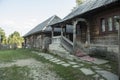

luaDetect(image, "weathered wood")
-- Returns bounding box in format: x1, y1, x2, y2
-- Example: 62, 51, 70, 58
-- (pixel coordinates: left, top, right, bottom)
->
61, 25, 64, 37
114, 15, 120, 78
52, 27, 54, 38
73, 20, 77, 51
118, 19, 120, 79
64, 26, 67, 37
117, 16, 120, 78
76, 18, 86, 22
87, 22, 90, 46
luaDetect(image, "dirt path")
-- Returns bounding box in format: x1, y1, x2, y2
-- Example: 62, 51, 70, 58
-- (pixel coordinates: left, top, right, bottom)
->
0, 58, 62, 80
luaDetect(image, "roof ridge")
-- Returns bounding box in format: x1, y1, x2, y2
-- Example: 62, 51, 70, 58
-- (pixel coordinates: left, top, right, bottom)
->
63, 0, 117, 21
42, 15, 56, 31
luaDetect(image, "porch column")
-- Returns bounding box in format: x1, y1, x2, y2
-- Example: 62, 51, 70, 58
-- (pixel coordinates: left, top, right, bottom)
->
73, 20, 78, 51
64, 26, 67, 37
61, 25, 64, 37
114, 16, 120, 77
87, 22, 90, 47
119, 17, 120, 78
52, 27, 54, 38
117, 16, 120, 77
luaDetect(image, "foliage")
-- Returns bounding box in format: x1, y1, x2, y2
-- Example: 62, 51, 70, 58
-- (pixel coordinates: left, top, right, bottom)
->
76, 0, 83, 6
0, 28, 24, 47
8, 31, 24, 47
0, 27, 7, 44
72, 0, 84, 11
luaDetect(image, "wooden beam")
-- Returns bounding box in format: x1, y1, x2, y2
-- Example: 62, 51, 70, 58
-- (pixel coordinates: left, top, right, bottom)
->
61, 25, 64, 37
117, 16, 120, 77
114, 16, 120, 77
87, 22, 90, 48
73, 20, 78, 51
77, 18, 87, 22
64, 26, 67, 37
52, 27, 54, 38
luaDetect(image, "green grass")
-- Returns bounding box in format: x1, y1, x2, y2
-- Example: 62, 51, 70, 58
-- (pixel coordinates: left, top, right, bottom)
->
0, 49, 34, 62
40, 50, 118, 79
99, 61, 118, 75
50, 64, 93, 80
0, 49, 118, 80
0, 65, 30, 80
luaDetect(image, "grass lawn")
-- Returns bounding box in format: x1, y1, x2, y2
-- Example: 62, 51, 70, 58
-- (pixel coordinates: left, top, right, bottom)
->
0, 49, 32, 62
0, 65, 30, 80
0, 49, 118, 80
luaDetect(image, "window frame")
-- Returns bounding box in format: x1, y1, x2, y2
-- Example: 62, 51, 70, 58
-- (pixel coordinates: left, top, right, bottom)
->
100, 18, 106, 32
100, 16, 119, 35
107, 17, 113, 31
114, 16, 119, 31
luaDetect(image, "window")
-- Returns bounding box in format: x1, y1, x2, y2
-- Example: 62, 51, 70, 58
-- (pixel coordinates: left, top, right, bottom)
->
101, 18, 106, 32
100, 16, 119, 33
114, 17, 119, 30
114, 20, 119, 30
108, 17, 113, 31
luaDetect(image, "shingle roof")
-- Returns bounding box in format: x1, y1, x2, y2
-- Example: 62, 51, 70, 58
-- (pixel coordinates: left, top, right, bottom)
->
24, 15, 61, 37
63, 0, 118, 21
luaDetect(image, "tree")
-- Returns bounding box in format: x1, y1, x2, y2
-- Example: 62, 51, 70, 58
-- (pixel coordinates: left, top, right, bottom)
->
76, 0, 83, 6
72, 0, 84, 11
0, 27, 7, 44
8, 31, 24, 48
2, 36, 8, 44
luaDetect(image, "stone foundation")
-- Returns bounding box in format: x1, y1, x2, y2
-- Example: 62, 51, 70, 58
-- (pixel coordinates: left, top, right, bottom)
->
89, 44, 118, 61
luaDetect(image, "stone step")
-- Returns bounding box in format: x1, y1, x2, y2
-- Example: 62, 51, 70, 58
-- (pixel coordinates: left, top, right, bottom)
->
80, 68, 95, 75
96, 70, 119, 80
49, 44, 68, 53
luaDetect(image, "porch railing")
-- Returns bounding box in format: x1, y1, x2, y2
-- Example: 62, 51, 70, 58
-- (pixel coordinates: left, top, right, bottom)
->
52, 36, 61, 43
61, 36, 73, 53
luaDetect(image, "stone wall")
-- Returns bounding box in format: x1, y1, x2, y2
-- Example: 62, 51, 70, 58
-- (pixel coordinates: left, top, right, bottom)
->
90, 44, 118, 61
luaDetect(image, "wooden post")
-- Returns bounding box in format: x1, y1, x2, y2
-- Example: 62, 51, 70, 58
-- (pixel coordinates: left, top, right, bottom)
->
114, 16, 120, 77
86, 22, 90, 54
52, 27, 54, 38
61, 25, 64, 37
118, 16, 120, 80
73, 20, 78, 51
86, 23, 90, 43
65, 26, 67, 37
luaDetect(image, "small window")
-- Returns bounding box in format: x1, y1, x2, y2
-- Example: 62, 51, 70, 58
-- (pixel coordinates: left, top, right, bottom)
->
108, 17, 113, 31
101, 18, 106, 32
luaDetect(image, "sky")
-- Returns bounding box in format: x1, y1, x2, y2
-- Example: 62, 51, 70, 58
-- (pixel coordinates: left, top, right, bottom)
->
0, 0, 76, 37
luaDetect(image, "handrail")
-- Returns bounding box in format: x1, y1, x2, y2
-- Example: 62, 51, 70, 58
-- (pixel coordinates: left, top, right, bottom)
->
52, 36, 61, 39
52, 36, 61, 43
62, 36, 73, 46
61, 36, 73, 53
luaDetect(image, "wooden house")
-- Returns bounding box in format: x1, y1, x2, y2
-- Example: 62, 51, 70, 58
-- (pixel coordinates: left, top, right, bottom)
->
23, 15, 62, 49
51, 0, 120, 60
